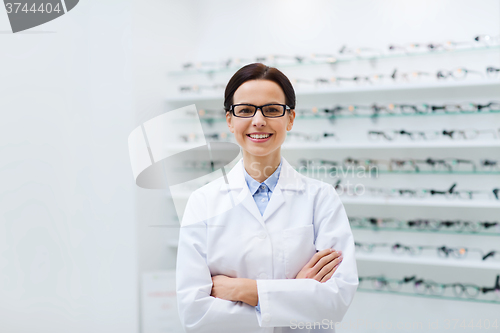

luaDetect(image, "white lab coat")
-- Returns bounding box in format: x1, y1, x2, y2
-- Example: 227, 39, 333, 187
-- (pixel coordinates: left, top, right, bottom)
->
176, 156, 358, 333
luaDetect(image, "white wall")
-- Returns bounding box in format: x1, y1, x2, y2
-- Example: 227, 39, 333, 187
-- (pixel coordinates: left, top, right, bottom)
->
132, 0, 198, 272
0, 1, 137, 332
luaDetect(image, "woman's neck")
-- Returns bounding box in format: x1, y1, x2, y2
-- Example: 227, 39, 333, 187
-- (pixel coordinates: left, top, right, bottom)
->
242, 149, 282, 183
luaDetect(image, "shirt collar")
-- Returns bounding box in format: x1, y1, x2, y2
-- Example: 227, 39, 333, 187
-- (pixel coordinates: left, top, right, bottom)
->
243, 157, 283, 195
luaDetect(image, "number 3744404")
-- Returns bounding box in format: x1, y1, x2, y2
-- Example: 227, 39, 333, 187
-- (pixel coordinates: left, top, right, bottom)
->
5, 2, 63, 14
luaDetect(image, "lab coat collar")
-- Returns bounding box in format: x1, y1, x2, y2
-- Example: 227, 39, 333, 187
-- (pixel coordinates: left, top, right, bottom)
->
219, 156, 304, 192
219, 156, 305, 224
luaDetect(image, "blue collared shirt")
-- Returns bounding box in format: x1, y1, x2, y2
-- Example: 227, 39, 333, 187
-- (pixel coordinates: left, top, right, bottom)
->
243, 157, 282, 312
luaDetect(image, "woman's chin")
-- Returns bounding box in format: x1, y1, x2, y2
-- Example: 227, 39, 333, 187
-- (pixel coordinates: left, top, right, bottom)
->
241, 145, 281, 158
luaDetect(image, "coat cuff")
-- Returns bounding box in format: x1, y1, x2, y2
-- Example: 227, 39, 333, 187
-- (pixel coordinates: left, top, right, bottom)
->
255, 279, 272, 327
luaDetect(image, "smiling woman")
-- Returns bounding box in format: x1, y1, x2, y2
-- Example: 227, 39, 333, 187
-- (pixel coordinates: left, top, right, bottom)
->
175, 63, 358, 333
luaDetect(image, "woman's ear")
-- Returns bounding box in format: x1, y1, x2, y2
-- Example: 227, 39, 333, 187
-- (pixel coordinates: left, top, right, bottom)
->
226, 111, 234, 133
286, 109, 296, 131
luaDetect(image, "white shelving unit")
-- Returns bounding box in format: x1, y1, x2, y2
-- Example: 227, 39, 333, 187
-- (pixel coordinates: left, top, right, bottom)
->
340, 197, 500, 208
355, 253, 500, 269
167, 79, 500, 102
161, 140, 500, 151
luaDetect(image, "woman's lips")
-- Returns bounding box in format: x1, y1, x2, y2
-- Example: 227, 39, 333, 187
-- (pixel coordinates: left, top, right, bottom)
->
246, 133, 273, 143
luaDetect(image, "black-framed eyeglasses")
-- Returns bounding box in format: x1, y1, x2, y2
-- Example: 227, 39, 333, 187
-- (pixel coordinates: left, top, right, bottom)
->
486, 66, 500, 78
436, 67, 484, 80
229, 103, 290, 118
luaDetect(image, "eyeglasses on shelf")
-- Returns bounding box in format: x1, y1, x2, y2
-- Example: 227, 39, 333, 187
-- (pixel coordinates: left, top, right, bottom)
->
436, 67, 485, 80
285, 131, 339, 142
179, 34, 500, 72
359, 275, 500, 301
486, 66, 500, 78
179, 132, 232, 142
338, 45, 383, 58
179, 83, 226, 93
355, 242, 493, 259
349, 216, 500, 233
428, 101, 500, 113
390, 157, 495, 173
292, 102, 500, 120
441, 128, 499, 140
297, 157, 497, 175
368, 129, 441, 141
182, 159, 227, 170
342, 157, 391, 171
297, 158, 340, 171
368, 128, 500, 141
336, 180, 500, 201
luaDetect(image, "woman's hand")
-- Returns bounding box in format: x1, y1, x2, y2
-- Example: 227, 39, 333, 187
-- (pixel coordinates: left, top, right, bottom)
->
211, 275, 258, 306
295, 248, 343, 282
211, 275, 241, 302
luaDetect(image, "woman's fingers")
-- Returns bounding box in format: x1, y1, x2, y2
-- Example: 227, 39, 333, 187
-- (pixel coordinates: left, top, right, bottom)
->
319, 261, 340, 283
307, 250, 342, 278
296, 248, 343, 280
316, 255, 343, 282
303, 249, 334, 270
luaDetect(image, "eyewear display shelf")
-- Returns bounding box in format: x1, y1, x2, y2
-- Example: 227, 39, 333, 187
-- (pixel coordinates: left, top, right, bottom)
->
165, 46, 500, 312
166, 79, 500, 103
350, 226, 500, 237
168, 45, 500, 76
176, 109, 500, 122
164, 141, 500, 151
356, 288, 500, 305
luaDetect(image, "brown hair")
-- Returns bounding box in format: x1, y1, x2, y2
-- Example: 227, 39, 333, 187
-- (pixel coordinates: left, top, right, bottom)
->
223, 63, 296, 113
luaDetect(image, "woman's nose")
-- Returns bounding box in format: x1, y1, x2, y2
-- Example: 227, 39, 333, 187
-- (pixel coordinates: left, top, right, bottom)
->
252, 109, 267, 126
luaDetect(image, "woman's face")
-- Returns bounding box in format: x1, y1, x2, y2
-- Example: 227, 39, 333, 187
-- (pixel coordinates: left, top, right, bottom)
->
226, 79, 295, 158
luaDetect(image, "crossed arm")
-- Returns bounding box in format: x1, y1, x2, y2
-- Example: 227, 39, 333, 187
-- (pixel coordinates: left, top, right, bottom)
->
210, 248, 343, 306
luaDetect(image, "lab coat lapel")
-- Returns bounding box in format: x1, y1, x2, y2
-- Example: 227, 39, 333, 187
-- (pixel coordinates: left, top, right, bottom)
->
219, 158, 264, 225
262, 157, 305, 222
241, 187, 265, 225
262, 185, 284, 222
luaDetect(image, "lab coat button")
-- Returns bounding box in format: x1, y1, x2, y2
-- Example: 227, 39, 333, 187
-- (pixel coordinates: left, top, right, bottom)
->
263, 313, 271, 322
258, 273, 268, 279
258, 232, 267, 239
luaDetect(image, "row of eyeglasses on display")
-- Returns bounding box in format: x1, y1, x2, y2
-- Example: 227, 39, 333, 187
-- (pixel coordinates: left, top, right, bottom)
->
354, 242, 499, 261
179, 158, 499, 173
179, 132, 339, 143
291, 67, 500, 85
298, 157, 498, 173
349, 217, 499, 233
188, 101, 500, 119
179, 128, 500, 143
297, 101, 500, 117
293, 128, 500, 141
178, 66, 500, 93
358, 275, 500, 302
332, 181, 499, 201
295, 128, 500, 141
180, 34, 500, 70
